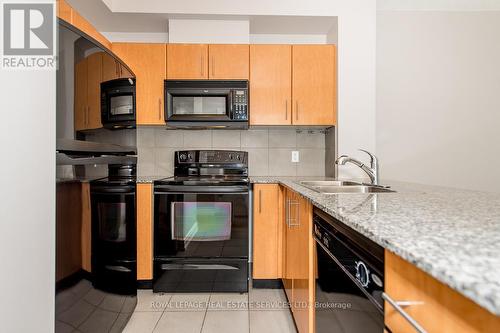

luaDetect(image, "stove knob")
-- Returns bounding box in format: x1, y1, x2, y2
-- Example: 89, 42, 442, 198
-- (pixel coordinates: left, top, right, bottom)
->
236, 154, 240, 160
180, 153, 187, 161
229, 153, 233, 160
187, 153, 192, 160
355, 261, 370, 288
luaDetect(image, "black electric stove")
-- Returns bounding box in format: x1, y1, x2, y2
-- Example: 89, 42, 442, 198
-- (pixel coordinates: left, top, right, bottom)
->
153, 150, 249, 293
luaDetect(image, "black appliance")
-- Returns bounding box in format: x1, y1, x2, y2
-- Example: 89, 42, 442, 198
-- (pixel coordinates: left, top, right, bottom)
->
313, 208, 385, 333
153, 150, 249, 293
90, 164, 137, 295
164, 80, 249, 129
101, 78, 136, 129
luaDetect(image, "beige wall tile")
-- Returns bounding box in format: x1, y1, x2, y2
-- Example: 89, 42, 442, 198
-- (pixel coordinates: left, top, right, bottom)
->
268, 149, 296, 176
297, 130, 325, 148
137, 127, 155, 147
183, 130, 212, 147
268, 129, 296, 148
137, 147, 155, 176
155, 129, 183, 147
155, 148, 178, 176
212, 130, 241, 148
297, 149, 326, 176
246, 148, 269, 176
241, 129, 268, 148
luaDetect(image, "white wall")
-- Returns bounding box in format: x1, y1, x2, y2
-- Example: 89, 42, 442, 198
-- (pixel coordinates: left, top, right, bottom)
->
376, 10, 500, 192
0, 32, 56, 333
168, 19, 250, 43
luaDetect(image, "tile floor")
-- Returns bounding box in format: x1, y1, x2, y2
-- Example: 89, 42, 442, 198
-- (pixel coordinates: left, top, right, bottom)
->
55, 279, 137, 333
123, 287, 297, 333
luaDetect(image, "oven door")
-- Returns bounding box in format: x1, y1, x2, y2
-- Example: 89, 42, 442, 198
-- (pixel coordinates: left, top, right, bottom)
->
166, 88, 232, 122
90, 185, 136, 260
154, 187, 249, 258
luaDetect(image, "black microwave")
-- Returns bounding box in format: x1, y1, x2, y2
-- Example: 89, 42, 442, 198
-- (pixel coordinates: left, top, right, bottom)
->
164, 80, 248, 129
101, 78, 136, 129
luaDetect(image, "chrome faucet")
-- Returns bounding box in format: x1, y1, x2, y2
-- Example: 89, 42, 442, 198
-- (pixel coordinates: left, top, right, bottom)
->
336, 149, 379, 185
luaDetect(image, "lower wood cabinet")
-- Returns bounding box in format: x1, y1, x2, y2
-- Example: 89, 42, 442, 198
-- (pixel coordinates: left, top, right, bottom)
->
385, 250, 500, 333
137, 183, 153, 280
81, 182, 91, 272
252, 184, 283, 279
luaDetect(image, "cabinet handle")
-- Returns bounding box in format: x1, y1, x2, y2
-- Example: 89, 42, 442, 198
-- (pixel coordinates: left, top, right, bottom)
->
258, 190, 262, 214
211, 56, 215, 77
382, 293, 426, 333
158, 98, 162, 120
200, 54, 203, 77
285, 100, 288, 120
285, 199, 289, 227
86, 106, 89, 126
295, 101, 299, 121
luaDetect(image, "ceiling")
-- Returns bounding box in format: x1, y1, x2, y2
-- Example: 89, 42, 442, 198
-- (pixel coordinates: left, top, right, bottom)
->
67, 0, 337, 35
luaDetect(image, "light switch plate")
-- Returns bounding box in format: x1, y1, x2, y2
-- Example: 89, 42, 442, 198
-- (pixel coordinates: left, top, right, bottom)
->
292, 151, 299, 163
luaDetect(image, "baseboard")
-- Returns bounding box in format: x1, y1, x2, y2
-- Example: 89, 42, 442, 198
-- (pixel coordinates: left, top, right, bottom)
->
137, 279, 153, 289
251, 279, 283, 289
56, 269, 91, 292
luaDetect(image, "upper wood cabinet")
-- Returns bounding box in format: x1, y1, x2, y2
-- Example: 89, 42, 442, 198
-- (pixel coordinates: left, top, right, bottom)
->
113, 43, 166, 125
167, 44, 208, 79
74, 52, 102, 131
292, 45, 336, 126
250, 45, 292, 125
253, 184, 283, 279
209, 44, 249, 79
102, 53, 131, 82
385, 250, 500, 333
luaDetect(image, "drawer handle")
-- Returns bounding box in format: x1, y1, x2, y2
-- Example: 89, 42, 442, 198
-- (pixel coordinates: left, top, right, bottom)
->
258, 189, 262, 214
382, 292, 426, 333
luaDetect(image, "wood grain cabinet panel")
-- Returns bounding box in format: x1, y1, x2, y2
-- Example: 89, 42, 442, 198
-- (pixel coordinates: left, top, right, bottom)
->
112, 43, 166, 125
74, 59, 87, 131
292, 45, 336, 126
385, 250, 500, 333
253, 184, 282, 279
208, 44, 249, 79
167, 44, 208, 79
250, 45, 292, 125
81, 182, 91, 272
86, 52, 103, 130
56, 0, 72, 23
137, 183, 153, 280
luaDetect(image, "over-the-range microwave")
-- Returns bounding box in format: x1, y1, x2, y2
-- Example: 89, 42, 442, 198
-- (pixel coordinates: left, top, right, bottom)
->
164, 80, 249, 129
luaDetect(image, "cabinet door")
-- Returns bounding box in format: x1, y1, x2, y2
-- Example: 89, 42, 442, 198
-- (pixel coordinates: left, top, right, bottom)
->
74, 59, 87, 131
292, 45, 336, 125
253, 184, 281, 279
113, 43, 166, 125
167, 44, 208, 79
102, 52, 119, 82
208, 44, 249, 79
137, 183, 153, 280
250, 45, 291, 125
283, 188, 297, 305
81, 182, 91, 272
86, 52, 103, 130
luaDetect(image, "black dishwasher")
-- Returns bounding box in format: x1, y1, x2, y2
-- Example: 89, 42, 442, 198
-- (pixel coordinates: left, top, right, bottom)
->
313, 207, 385, 333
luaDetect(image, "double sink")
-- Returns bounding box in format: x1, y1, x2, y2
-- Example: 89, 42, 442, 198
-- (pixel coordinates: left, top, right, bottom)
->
299, 180, 395, 194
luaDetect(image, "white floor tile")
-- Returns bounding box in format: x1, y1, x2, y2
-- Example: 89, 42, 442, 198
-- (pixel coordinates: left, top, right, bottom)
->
166, 293, 210, 311
249, 288, 289, 311
249, 310, 296, 333
122, 311, 162, 333
135, 290, 172, 312
201, 310, 249, 333
153, 311, 206, 333
208, 293, 248, 311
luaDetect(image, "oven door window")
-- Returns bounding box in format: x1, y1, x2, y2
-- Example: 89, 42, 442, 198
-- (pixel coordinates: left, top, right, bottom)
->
110, 94, 134, 115
172, 96, 226, 115
97, 202, 127, 242
171, 202, 231, 241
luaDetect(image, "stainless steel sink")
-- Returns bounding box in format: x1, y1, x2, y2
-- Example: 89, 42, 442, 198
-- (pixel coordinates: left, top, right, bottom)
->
300, 180, 361, 187
299, 180, 395, 194
312, 185, 395, 194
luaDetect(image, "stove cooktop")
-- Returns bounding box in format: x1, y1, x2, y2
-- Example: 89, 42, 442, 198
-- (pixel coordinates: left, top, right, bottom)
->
155, 176, 249, 187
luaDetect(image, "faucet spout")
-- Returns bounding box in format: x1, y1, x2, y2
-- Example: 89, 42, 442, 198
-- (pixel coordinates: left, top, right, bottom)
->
335, 150, 379, 185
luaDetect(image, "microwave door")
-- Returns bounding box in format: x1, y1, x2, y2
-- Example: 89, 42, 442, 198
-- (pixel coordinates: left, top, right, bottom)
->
167, 89, 232, 122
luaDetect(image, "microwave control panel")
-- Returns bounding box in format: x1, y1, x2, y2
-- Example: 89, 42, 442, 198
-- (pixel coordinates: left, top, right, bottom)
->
231, 89, 248, 121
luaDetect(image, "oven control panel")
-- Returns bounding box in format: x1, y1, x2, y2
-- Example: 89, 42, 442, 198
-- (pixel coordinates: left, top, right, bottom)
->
176, 150, 248, 165
231, 89, 248, 121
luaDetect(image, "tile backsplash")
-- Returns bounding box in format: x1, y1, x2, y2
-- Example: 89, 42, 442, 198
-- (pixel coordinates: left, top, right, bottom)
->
137, 127, 332, 177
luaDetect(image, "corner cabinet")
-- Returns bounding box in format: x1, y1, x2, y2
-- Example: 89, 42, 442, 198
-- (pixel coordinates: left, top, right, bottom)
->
74, 52, 102, 131
292, 45, 336, 126
112, 43, 166, 125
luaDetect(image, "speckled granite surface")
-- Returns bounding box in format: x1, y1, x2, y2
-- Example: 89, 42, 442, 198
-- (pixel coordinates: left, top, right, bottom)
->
136, 175, 170, 183
251, 177, 500, 316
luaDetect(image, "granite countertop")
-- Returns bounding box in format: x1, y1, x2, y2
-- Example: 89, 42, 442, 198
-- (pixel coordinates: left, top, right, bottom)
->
136, 175, 171, 183
251, 176, 500, 316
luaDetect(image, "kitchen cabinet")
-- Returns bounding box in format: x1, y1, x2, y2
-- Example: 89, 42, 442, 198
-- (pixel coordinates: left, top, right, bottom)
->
167, 44, 208, 79
102, 52, 131, 82
137, 183, 153, 280
74, 52, 102, 131
112, 43, 166, 125
81, 182, 91, 272
250, 45, 292, 125
283, 187, 313, 333
385, 250, 500, 333
208, 44, 249, 79
292, 45, 336, 126
252, 184, 283, 279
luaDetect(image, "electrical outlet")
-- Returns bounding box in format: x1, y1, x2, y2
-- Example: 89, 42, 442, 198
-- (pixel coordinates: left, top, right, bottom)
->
292, 151, 300, 163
